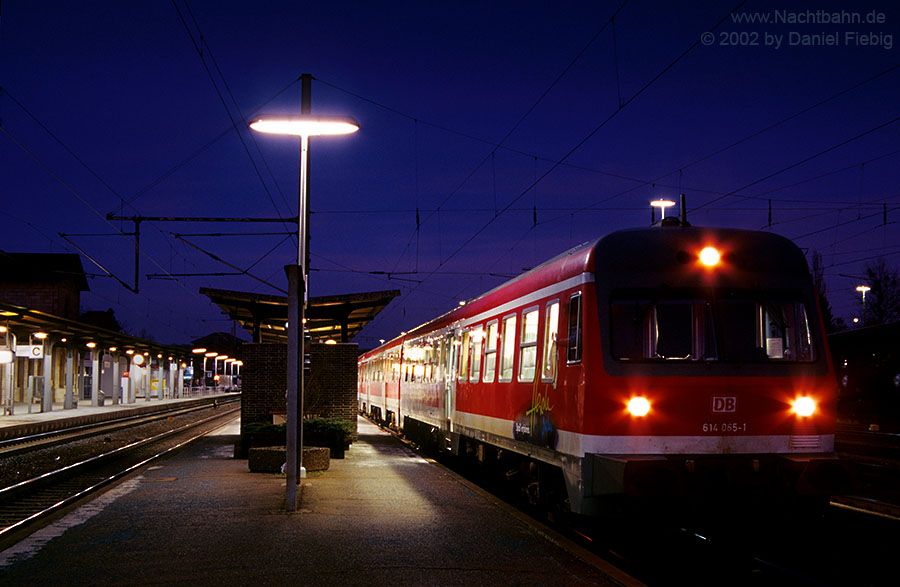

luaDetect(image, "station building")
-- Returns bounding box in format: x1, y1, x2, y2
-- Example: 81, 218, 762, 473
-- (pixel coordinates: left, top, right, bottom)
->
0, 253, 208, 415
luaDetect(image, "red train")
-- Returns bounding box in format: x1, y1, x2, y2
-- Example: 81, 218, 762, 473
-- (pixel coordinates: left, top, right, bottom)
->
358, 223, 850, 515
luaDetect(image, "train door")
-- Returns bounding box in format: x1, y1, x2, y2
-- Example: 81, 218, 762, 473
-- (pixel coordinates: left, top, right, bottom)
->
444, 331, 458, 432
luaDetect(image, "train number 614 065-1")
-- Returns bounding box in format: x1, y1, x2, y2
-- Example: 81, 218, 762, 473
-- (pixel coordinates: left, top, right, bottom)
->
702, 422, 748, 433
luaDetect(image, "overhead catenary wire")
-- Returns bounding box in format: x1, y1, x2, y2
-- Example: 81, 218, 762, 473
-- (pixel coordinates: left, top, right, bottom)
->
366, 1, 750, 335
170, 0, 295, 242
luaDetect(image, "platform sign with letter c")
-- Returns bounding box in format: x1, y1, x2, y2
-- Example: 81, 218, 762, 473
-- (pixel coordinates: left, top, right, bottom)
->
15, 345, 44, 359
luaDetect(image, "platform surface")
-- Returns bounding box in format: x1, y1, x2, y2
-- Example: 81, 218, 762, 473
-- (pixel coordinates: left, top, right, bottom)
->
0, 416, 630, 586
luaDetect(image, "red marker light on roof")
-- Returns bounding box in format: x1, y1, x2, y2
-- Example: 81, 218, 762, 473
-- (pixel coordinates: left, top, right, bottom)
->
699, 247, 721, 267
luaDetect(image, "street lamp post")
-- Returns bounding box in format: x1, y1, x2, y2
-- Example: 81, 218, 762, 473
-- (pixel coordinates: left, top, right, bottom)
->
650, 199, 676, 222
203, 352, 217, 392
250, 73, 358, 511
856, 285, 871, 325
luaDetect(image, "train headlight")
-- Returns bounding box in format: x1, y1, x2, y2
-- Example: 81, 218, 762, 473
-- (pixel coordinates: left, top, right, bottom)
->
792, 396, 816, 417
699, 246, 721, 267
627, 396, 651, 417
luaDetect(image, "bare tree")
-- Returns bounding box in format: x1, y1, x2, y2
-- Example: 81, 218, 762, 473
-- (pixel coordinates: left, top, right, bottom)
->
862, 257, 900, 326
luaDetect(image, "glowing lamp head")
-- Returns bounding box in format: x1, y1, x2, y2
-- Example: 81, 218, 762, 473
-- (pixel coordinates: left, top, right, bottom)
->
627, 396, 651, 417
699, 247, 721, 267
650, 199, 676, 220
133, 354, 145, 366
249, 115, 359, 137
792, 396, 816, 417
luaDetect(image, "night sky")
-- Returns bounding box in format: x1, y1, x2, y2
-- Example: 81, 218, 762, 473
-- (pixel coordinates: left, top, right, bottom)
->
1, 1, 898, 348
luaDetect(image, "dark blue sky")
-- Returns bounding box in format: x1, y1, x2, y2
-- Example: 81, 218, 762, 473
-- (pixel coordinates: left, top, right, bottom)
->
1, 1, 898, 346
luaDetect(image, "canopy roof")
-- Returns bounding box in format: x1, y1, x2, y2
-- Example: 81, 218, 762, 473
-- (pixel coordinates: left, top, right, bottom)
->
199, 287, 400, 343
0, 300, 190, 361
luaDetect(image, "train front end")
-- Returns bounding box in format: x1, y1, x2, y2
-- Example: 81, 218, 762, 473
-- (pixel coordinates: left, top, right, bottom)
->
575, 225, 851, 513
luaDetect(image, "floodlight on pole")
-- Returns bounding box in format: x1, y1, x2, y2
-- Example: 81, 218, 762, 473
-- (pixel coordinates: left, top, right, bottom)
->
249, 74, 358, 512
650, 199, 676, 220
856, 284, 871, 302
249, 116, 359, 137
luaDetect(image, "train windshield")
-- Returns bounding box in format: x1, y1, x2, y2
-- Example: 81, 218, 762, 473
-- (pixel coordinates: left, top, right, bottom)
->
611, 291, 816, 362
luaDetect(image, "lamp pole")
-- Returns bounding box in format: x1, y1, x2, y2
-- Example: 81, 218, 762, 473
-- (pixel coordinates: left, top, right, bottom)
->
857, 284, 871, 325
250, 73, 358, 511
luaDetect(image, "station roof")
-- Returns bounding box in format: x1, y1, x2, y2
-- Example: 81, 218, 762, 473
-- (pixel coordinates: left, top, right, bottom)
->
0, 300, 191, 361
199, 287, 401, 343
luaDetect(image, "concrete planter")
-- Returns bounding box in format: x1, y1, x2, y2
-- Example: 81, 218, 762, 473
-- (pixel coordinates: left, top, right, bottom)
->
248, 446, 330, 473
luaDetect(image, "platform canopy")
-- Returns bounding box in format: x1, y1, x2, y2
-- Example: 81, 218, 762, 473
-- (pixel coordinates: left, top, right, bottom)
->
0, 300, 190, 361
199, 287, 400, 343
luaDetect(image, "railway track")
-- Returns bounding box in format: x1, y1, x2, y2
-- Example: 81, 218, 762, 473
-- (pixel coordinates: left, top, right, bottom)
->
0, 403, 239, 543
0, 396, 240, 457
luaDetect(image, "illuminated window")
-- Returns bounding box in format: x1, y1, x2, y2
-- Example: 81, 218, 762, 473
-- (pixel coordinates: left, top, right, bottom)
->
482, 320, 498, 383
499, 314, 517, 382
459, 331, 470, 381
567, 293, 583, 363
518, 308, 539, 382
542, 300, 559, 382
469, 326, 483, 382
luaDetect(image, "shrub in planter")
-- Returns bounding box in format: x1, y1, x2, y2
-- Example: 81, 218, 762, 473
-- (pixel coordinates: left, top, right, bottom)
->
236, 422, 286, 458
304, 417, 353, 458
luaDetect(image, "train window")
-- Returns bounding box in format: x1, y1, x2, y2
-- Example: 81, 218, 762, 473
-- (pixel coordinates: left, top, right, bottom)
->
542, 300, 559, 382
654, 302, 693, 359
439, 339, 447, 382
611, 292, 815, 363
519, 308, 539, 381
500, 314, 517, 382
459, 331, 470, 381
567, 293, 583, 364
483, 320, 499, 382
469, 326, 484, 381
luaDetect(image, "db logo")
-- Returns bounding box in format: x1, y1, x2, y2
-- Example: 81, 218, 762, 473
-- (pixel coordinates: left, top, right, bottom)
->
712, 396, 737, 413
